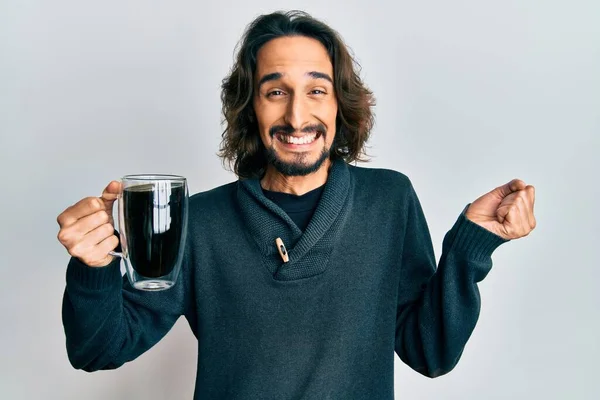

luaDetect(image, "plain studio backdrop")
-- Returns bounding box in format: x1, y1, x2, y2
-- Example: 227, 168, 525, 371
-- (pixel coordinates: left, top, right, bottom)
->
1, 0, 598, 399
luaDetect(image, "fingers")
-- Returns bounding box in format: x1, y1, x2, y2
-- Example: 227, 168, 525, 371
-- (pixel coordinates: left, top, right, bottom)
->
496, 191, 520, 223
57, 210, 112, 247
498, 195, 525, 237
76, 234, 120, 267
101, 180, 122, 202
56, 181, 121, 267
526, 185, 535, 209
525, 185, 536, 229
509, 179, 527, 192
515, 185, 536, 230
497, 186, 536, 237
68, 223, 115, 254
494, 178, 526, 199
57, 181, 120, 229
515, 195, 531, 235
57, 197, 105, 228
67, 225, 119, 267
96, 234, 120, 256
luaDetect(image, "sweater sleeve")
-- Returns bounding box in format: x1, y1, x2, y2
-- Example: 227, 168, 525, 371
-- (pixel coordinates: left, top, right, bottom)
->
394, 181, 509, 378
61, 254, 191, 372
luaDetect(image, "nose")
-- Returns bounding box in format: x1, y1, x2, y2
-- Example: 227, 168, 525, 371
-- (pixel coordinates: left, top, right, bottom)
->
284, 93, 310, 131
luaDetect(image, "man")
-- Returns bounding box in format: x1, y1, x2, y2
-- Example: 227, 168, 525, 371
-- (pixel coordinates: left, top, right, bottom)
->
57, 10, 536, 399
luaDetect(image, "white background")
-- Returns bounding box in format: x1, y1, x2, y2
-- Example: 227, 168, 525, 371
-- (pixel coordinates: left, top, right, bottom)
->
1, 0, 599, 398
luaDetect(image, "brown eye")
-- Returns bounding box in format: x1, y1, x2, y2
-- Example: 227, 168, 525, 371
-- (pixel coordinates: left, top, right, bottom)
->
267, 90, 284, 97
310, 89, 326, 95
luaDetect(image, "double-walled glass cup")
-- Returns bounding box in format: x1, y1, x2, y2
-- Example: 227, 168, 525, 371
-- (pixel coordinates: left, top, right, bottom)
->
109, 174, 188, 291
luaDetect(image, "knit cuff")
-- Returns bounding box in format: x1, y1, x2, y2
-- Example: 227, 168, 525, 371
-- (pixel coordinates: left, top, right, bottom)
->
66, 256, 122, 291
448, 204, 510, 261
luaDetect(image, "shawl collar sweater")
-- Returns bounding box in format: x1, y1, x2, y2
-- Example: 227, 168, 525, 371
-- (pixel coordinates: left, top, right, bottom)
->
237, 159, 352, 281
62, 161, 508, 399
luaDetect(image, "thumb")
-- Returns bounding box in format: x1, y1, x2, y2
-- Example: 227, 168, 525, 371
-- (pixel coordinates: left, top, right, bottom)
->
493, 178, 527, 199
100, 180, 122, 210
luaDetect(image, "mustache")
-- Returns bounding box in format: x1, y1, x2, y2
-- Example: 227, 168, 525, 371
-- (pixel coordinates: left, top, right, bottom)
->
269, 123, 327, 138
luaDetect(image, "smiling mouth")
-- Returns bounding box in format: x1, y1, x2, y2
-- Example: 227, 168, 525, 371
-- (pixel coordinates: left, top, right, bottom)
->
276, 131, 323, 145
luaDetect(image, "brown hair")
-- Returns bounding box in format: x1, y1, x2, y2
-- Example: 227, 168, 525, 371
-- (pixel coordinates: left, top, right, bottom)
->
218, 10, 375, 179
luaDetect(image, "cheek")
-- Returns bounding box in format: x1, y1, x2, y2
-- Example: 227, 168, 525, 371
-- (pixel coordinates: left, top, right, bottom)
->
254, 102, 281, 131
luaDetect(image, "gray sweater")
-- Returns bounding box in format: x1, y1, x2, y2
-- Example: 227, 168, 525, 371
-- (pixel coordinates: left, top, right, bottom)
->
62, 159, 509, 399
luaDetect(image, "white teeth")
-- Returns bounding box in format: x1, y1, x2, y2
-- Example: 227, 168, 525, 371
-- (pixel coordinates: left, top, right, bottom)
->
279, 133, 317, 145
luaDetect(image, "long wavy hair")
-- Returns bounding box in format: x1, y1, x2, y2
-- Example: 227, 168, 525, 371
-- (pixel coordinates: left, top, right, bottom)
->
218, 10, 375, 179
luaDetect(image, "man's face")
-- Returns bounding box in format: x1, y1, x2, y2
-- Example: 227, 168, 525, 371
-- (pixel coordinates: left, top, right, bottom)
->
253, 36, 338, 177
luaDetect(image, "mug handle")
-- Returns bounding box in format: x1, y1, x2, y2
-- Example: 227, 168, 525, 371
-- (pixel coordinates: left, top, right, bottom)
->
108, 227, 123, 258
103, 188, 124, 259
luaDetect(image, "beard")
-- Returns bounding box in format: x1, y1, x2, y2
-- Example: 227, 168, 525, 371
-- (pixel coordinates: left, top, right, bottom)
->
265, 143, 330, 177
265, 123, 332, 177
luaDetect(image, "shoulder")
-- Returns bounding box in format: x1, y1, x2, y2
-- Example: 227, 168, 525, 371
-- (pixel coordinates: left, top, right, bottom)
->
346, 164, 419, 222
348, 163, 414, 195
189, 181, 237, 213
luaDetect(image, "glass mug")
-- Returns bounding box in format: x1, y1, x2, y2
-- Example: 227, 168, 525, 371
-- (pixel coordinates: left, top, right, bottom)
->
109, 174, 189, 291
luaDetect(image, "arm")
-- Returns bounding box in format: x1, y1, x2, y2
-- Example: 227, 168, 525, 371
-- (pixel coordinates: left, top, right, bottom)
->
394, 182, 508, 378
61, 255, 191, 372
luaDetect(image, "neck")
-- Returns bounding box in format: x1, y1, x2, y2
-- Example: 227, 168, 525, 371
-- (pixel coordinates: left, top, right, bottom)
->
260, 159, 332, 195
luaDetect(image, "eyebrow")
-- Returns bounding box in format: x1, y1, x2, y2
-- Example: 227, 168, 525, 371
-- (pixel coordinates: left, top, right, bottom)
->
257, 71, 333, 90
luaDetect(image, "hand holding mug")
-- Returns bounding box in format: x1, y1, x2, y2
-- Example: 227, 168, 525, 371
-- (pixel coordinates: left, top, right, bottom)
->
57, 181, 122, 267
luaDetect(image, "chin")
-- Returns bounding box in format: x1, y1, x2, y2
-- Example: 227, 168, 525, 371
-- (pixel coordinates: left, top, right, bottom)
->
266, 147, 331, 177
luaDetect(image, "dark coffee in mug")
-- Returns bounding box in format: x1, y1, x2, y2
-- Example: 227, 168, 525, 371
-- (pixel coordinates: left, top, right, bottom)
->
122, 182, 186, 278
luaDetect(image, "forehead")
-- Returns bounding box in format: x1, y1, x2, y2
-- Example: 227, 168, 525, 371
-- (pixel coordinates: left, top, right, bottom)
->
255, 36, 333, 78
